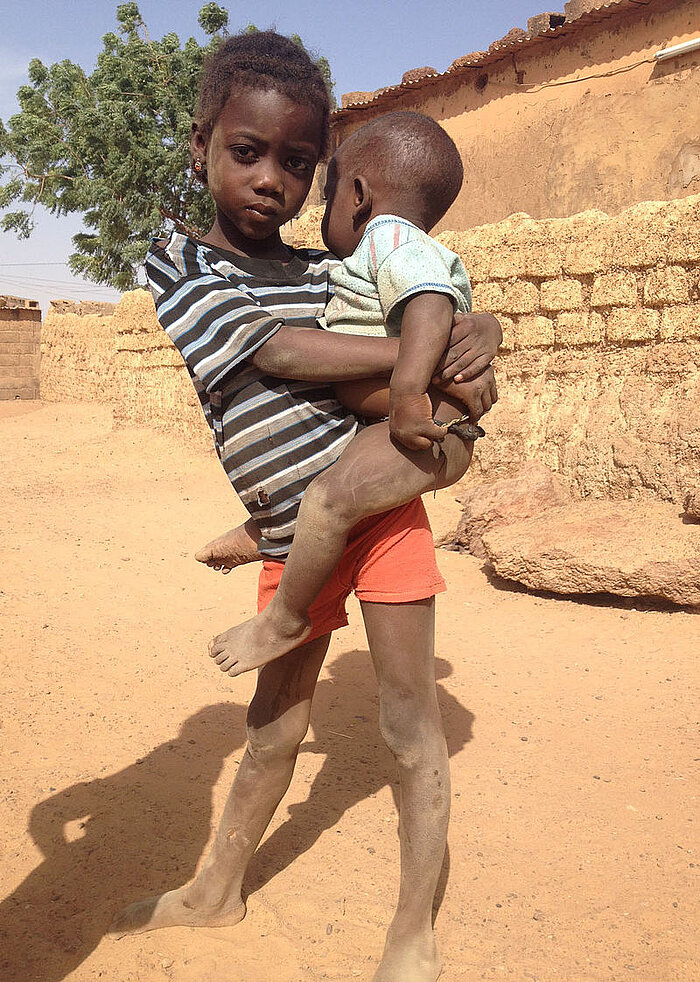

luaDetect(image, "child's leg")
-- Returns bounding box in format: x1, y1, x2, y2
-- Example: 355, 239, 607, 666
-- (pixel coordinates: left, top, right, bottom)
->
361, 597, 448, 982
209, 417, 472, 677
109, 633, 330, 936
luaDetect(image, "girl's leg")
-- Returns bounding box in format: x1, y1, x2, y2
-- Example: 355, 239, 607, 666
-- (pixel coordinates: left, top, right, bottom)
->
110, 633, 331, 935
209, 420, 472, 676
360, 597, 448, 982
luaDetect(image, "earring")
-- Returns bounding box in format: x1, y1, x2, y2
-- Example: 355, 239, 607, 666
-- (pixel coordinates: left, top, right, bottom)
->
193, 159, 203, 173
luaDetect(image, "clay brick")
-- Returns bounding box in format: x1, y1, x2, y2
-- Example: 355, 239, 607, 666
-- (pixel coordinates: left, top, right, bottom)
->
0, 365, 33, 379
555, 311, 604, 345
659, 305, 700, 340
666, 224, 700, 264
0, 330, 20, 343
489, 251, 522, 280
540, 278, 583, 312
502, 281, 538, 315
562, 233, 611, 275
518, 247, 563, 279
606, 308, 659, 343
516, 315, 554, 348
643, 267, 690, 307
0, 342, 24, 355
612, 229, 666, 269
472, 281, 506, 313
498, 315, 516, 352
591, 272, 637, 308
564, 0, 599, 19
527, 12, 566, 34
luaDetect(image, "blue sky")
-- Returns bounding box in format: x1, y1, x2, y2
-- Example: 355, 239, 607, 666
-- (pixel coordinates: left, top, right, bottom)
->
1, 0, 547, 310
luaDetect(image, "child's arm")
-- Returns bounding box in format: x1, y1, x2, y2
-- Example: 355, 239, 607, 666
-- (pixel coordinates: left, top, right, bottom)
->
389, 292, 455, 451
251, 313, 501, 385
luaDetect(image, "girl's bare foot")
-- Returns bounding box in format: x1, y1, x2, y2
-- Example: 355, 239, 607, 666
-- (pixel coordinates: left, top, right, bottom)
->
195, 518, 262, 573
109, 884, 246, 937
373, 927, 442, 982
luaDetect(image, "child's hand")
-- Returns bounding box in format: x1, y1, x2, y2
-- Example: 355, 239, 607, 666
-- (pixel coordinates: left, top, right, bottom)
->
390, 391, 446, 452
433, 365, 498, 421
433, 312, 502, 383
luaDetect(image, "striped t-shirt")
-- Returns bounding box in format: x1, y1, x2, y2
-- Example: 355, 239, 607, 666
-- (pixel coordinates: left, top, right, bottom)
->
145, 232, 358, 559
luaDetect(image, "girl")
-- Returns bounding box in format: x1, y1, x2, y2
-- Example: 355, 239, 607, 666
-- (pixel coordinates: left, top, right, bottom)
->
111, 31, 500, 982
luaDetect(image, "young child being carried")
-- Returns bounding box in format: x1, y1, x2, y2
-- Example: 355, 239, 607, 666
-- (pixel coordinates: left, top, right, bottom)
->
208, 111, 495, 676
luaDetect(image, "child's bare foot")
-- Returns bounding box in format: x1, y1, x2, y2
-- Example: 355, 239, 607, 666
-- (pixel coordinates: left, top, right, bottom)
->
195, 518, 262, 573
108, 883, 246, 937
209, 602, 311, 677
373, 928, 441, 982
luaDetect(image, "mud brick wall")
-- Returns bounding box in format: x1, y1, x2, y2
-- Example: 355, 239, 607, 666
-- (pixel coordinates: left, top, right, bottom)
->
40, 194, 700, 501
289, 195, 700, 503
40, 301, 121, 403
0, 305, 41, 401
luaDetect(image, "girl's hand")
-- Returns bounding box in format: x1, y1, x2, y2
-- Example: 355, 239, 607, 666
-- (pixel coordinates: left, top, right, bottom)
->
390, 392, 446, 451
434, 365, 498, 421
432, 312, 502, 384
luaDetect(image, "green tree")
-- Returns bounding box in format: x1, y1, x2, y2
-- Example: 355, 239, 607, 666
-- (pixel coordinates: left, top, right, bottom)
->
0, 4, 335, 290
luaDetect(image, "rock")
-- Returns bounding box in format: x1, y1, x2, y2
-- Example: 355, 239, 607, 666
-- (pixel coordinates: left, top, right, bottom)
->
449, 52, 487, 70
489, 27, 528, 53
451, 461, 571, 559
482, 500, 700, 606
402, 66, 438, 85
341, 91, 375, 108
684, 490, 700, 520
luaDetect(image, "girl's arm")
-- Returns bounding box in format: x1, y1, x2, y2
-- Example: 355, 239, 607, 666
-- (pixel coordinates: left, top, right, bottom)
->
250, 311, 501, 383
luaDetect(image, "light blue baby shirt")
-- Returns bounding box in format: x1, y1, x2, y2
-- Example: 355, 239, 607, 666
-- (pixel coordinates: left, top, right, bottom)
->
321, 214, 472, 337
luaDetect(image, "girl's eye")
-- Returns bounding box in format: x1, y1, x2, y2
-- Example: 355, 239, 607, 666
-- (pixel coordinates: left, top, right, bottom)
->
232, 145, 257, 163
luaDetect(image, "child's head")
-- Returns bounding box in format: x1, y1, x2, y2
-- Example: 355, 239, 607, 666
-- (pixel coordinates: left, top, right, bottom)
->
321, 111, 463, 258
191, 31, 331, 251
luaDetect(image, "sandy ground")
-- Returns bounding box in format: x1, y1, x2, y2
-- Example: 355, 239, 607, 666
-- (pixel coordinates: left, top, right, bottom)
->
0, 401, 697, 982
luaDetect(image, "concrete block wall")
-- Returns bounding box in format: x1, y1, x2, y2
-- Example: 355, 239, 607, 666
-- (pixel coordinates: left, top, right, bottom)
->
0, 303, 42, 400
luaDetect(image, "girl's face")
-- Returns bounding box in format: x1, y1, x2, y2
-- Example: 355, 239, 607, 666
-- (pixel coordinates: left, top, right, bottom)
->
193, 88, 323, 257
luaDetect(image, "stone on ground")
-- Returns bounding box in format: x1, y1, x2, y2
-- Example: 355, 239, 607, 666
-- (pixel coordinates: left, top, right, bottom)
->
684, 489, 700, 519
451, 460, 571, 559
482, 499, 700, 606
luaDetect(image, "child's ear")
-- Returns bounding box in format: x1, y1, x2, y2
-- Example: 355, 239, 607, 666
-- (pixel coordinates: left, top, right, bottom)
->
353, 176, 373, 223
190, 122, 208, 181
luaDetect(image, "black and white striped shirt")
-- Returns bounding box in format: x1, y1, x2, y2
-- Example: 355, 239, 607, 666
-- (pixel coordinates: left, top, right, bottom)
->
146, 232, 358, 559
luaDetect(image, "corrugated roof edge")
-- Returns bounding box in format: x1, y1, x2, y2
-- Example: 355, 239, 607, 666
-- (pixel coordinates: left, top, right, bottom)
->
333, 0, 655, 116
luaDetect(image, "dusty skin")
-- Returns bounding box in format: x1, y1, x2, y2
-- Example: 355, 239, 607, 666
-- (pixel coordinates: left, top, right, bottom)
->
1, 402, 698, 982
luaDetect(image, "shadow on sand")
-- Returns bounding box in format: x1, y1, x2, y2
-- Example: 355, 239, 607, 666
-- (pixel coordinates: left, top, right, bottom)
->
0, 703, 248, 982
1, 650, 473, 981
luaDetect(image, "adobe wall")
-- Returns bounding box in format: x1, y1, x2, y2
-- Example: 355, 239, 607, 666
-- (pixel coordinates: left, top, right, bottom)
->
0, 299, 41, 401
38, 194, 700, 503
288, 194, 700, 503
329, 0, 700, 231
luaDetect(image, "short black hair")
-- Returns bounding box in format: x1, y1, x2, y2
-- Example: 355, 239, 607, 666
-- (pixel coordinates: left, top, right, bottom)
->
338, 112, 464, 229
195, 30, 331, 157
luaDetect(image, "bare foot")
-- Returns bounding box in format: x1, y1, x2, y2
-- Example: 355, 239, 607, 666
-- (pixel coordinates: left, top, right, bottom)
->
373, 930, 441, 982
108, 883, 246, 937
195, 518, 262, 573
208, 602, 311, 677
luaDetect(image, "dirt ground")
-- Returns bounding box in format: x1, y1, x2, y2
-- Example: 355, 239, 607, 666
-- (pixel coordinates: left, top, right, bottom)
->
1, 401, 697, 982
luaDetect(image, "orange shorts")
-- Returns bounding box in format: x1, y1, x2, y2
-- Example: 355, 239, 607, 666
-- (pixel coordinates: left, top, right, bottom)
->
258, 497, 446, 644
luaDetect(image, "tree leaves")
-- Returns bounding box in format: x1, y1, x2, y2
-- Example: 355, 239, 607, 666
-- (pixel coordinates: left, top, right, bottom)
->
0, 4, 335, 289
